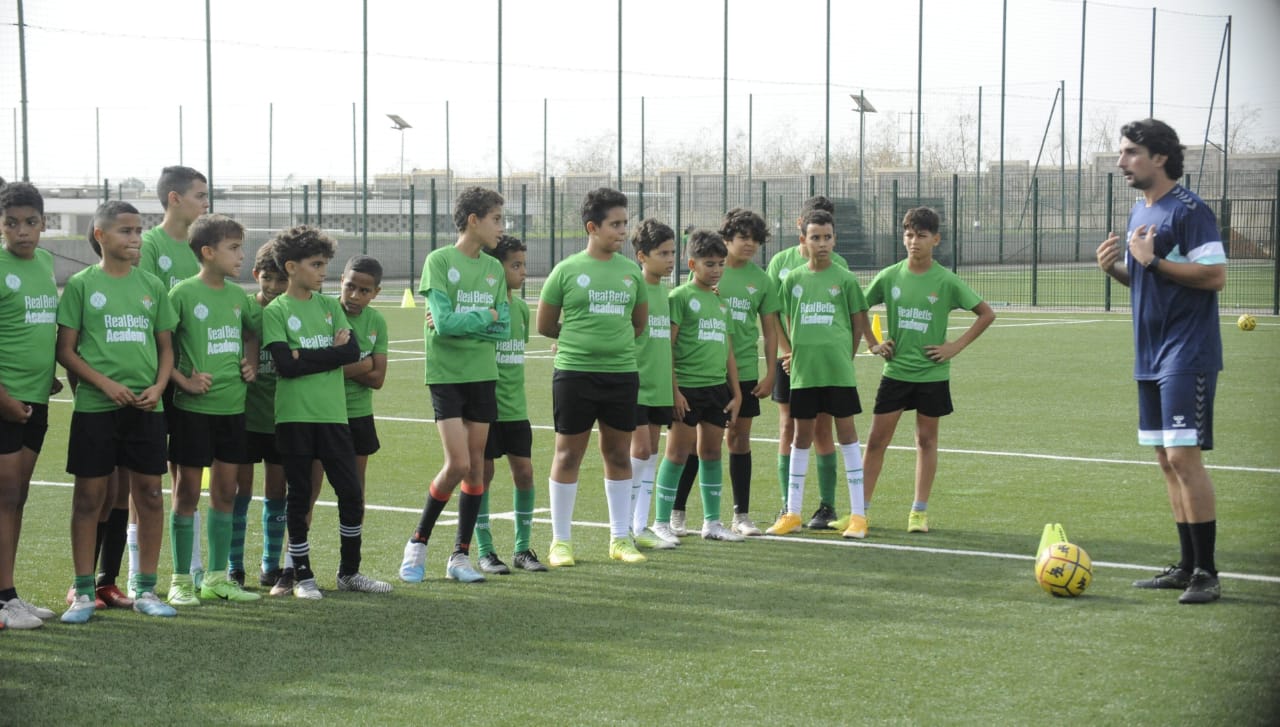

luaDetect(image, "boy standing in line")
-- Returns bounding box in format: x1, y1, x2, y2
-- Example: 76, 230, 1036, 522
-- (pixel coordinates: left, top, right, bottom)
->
338, 255, 388, 498
399, 187, 509, 584
861, 208, 994, 534
536, 188, 648, 566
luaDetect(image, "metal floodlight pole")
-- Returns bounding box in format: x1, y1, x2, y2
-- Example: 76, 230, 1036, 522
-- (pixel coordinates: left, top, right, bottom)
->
542, 98, 547, 185
724, 0, 730, 210
388, 115, 412, 219
640, 96, 646, 207
747, 93, 753, 208
498, 0, 503, 193
618, 0, 623, 188
916, 0, 923, 197
999, 0, 1007, 263
268, 102, 274, 229
1149, 8, 1156, 118
95, 107, 100, 186
17, 0, 29, 180
851, 92, 877, 235
179, 105, 184, 165
1076, 1, 1086, 262
362, 0, 369, 253
205, 0, 213, 211
445, 101, 452, 205
1222, 16, 1231, 241
823, 0, 830, 195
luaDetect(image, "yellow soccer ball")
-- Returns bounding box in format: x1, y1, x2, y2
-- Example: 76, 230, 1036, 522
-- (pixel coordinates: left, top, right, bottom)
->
1237, 314, 1256, 331
1035, 542, 1093, 597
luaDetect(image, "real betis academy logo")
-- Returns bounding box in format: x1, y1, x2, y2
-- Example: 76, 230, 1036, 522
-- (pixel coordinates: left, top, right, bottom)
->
485, 274, 497, 287
746, 285, 757, 296
4, 274, 19, 291
141, 295, 154, 310
287, 315, 302, 331
194, 303, 209, 321
927, 292, 938, 304
576, 274, 591, 288
828, 286, 839, 297
447, 267, 461, 284
90, 291, 107, 309
623, 278, 633, 287
158, 255, 172, 272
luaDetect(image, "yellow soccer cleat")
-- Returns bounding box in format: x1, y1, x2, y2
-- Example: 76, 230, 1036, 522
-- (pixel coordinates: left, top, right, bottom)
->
842, 514, 869, 539
765, 512, 804, 535
608, 538, 647, 564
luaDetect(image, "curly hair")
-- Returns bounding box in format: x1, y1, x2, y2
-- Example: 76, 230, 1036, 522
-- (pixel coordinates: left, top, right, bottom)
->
1120, 118, 1185, 180
901, 207, 940, 235
719, 207, 769, 244
453, 186, 505, 232
686, 228, 728, 260
485, 233, 527, 264
630, 218, 675, 256
580, 187, 628, 230
271, 224, 336, 271
0, 181, 43, 215
253, 239, 282, 276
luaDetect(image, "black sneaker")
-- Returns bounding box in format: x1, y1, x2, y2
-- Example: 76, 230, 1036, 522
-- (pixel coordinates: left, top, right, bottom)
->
1132, 565, 1192, 590
228, 569, 246, 588
259, 567, 282, 588
478, 553, 512, 575
1178, 568, 1221, 604
269, 568, 296, 597
806, 504, 838, 530
513, 550, 549, 572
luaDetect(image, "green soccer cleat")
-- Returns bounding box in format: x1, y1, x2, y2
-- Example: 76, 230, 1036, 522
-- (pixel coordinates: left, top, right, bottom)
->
548, 540, 576, 568
633, 528, 677, 550
908, 510, 929, 533
608, 537, 647, 564
167, 575, 201, 607
200, 572, 263, 602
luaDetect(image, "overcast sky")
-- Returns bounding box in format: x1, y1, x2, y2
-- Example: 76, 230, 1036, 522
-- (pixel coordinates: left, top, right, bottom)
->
2, 0, 1276, 186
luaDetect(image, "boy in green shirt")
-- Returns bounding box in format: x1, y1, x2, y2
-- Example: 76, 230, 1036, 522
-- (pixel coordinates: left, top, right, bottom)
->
651, 230, 744, 543
262, 225, 392, 599
56, 202, 178, 622
399, 187, 510, 585
861, 207, 994, 533
166, 214, 260, 605
767, 209, 871, 539
0, 182, 61, 629
537, 188, 649, 567
628, 219, 679, 549
474, 235, 548, 574
339, 254, 388, 495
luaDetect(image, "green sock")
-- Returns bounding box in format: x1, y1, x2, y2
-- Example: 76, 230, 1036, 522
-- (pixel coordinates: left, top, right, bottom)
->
170, 512, 194, 576
654, 457, 683, 524
514, 488, 535, 553
698, 459, 723, 524
207, 508, 233, 573
74, 573, 94, 598
475, 487, 493, 557
817, 452, 838, 508
136, 573, 157, 596
262, 498, 286, 572
229, 495, 252, 572
778, 453, 790, 510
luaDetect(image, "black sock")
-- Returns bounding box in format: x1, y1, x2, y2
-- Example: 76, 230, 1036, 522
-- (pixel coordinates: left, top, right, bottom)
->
96, 508, 129, 587
414, 491, 449, 543
730, 452, 751, 514
1188, 520, 1217, 575
673, 454, 699, 511
338, 523, 362, 577
454, 491, 483, 553
93, 519, 107, 573
0, 587, 16, 602
1176, 521, 1194, 572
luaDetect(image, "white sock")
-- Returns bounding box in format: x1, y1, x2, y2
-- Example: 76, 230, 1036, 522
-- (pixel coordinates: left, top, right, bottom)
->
787, 446, 810, 515
549, 478, 577, 543
632, 455, 658, 534
284, 551, 294, 569
190, 509, 204, 573
841, 441, 866, 516
604, 478, 633, 540
126, 522, 139, 585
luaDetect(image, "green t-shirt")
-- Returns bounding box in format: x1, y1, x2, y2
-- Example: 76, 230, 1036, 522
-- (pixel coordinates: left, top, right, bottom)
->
635, 280, 673, 408
865, 260, 983, 383
140, 226, 201, 291
56, 266, 177, 413
669, 282, 731, 388
719, 260, 780, 382
766, 245, 848, 344
420, 246, 508, 385
495, 296, 530, 422
781, 263, 867, 390
169, 277, 252, 415
0, 247, 58, 404
540, 251, 647, 373
344, 306, 389, 418
244, 294, 276, 433
262, 292, 351, 425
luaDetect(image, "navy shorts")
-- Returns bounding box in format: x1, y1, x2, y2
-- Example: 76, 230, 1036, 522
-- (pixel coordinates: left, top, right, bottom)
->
430, 381, 498, 423
0, 403, 48, 455
789, 386, 862, 420
872, 377, 954, 418
485, 420, 533, 460
1137, 372, 1216, 451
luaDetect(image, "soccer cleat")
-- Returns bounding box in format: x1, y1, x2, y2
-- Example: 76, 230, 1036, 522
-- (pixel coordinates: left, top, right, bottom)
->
842, 514, 869, 539
765, 512, 803, 535
670, 510, 688, 537
228, 569, 246, 588
651, 522, 682, 546
192, 568, 205, 590
259, 568, 282, 588
60, 594, 96, 625
336, 572, 394, 593
293, 578, 323, 600
829, 514, 850, 532
399, 539, 428, 583
548, 540, 576, 568
513, 550, 549, 572
908, 510, 929, 533
701, 520, 746, 542
1, 600, 44, 629
9, 597, 55, 621
478, 553, 512, 575
269, 568, 296, 597
633, 528, 678, 550
445, 552, 486, 583
132, 591, 177, 618
67, 586, 106, 610
96, 584, 135, 609
1177, 568, 1221, 604
1132, 565, 1192, 590
201, 572, 263, 602
167, 575, 202, 607
806, 504, 838, 530
608, 537, 648, 564
731, 513, 763, 537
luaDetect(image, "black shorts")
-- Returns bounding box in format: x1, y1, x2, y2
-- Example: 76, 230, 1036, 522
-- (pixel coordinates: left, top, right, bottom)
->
245, 430, 282, 465
429, 381, 498, 423
552, 370, 639, 435
0, 403, 48, 455
736, 379, 762, 419
168, 408, 249, 466
676, 384, 733, 428
635, 403, 673, 428
790, 386, 862, 420
161, 384, 177, 432
66, 408, 168, 478
770, 360, 791, 404
274, 421, 355, 459
873, 376, 953, 418
348, 415, 381, 456
485, 420, 533, 460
